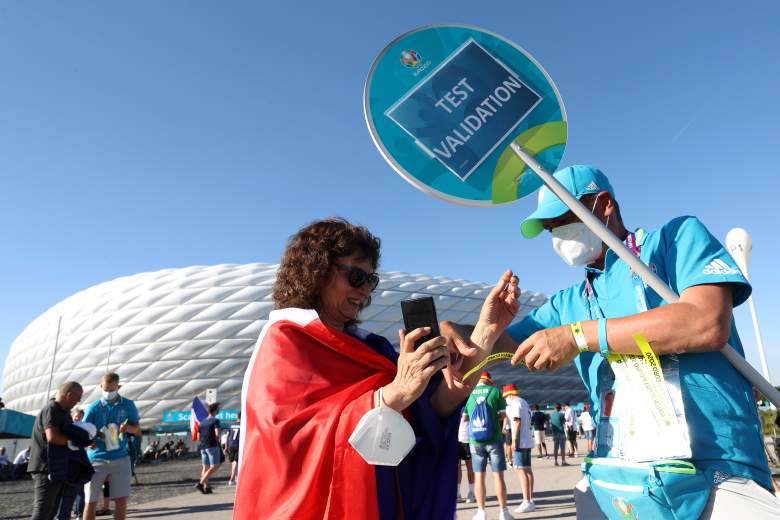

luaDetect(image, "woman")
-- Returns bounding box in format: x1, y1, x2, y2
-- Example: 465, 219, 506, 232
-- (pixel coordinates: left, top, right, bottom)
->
235, 218, 518, 519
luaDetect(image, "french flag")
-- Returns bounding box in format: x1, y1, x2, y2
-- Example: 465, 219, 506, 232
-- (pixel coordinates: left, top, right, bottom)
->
190, 396, 208, 441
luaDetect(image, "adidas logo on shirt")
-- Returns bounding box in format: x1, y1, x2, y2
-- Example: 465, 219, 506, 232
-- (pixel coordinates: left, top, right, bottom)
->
702, 259, 740, 275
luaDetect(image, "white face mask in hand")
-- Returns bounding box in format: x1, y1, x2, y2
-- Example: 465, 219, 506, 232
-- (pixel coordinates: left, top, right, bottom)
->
348, 387, 416, 466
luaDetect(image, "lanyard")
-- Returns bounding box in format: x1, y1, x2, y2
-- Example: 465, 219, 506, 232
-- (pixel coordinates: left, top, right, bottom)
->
100, 397, 123, 427
584, 230, 648, 320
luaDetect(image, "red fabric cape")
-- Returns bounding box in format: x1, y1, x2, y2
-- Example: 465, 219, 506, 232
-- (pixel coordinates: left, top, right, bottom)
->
234, 310, 397, 519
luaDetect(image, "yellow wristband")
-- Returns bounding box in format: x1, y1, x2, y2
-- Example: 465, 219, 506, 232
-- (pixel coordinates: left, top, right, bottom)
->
570, 322, 589, 353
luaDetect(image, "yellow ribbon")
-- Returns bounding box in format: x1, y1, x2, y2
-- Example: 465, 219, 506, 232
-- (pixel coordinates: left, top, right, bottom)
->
462, 352, 520, 381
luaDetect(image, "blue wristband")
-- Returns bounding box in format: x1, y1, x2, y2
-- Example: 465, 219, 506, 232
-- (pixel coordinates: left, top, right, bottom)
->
598, 318, 609, 357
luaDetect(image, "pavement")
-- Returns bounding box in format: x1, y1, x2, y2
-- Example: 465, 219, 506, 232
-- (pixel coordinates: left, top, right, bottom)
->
127, 483, 235, 519
120, 453, 583, 519
456, 455, 582, 520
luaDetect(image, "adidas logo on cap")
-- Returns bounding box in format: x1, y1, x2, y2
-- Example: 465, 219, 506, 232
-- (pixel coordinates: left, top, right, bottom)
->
584, 181, 599, 192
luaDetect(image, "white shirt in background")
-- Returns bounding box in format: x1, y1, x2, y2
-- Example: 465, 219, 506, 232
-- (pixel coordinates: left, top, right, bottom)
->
564, 406, 576, 430
579, 410, 595, 432
505, 395, 534, 449
14, 448, 30, 465
458, 408, 470, 443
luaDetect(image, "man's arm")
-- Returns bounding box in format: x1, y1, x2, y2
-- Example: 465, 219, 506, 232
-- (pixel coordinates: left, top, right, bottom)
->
120, 400, 141, 435
512, 283, 734, 371
123, 423, 141, 435
60, 422, 92, 447
45, 427, 68, 446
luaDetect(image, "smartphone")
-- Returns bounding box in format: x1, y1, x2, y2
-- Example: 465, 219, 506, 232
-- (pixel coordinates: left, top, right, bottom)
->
400, 296, 441, 349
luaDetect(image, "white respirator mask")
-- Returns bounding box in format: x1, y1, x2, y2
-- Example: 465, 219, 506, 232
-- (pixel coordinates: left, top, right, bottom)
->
551, 199, 608, 267
348, 387, 416, 466
102, 390, 118, 402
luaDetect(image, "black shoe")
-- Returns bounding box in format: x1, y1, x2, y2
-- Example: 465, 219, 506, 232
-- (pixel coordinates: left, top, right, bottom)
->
195, 482, 205, 494
204, 486, 214, 494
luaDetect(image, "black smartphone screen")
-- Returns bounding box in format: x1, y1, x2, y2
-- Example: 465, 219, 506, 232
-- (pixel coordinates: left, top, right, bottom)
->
400, 297, 441, 349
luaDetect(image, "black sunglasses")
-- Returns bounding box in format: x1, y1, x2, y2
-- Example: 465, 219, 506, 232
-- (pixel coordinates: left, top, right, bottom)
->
334, 263, 380, 291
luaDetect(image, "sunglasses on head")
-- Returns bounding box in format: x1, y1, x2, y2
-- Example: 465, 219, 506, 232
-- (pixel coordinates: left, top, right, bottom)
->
334, 263, 380, 291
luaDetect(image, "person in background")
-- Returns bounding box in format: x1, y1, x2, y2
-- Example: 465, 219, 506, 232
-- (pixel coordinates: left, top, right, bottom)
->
549, 404, 568, 467
226, 413, 240, 486
464, 372, 514, 520
56, 408, 87, 520
578, 404, 596, 453
457, 406, 476, 503
502, 414, 513, 469
174, 439, 188, 459
563, 403, 578, 457
28, 381, 89, 520
83, 373, 141, 520
97, 481, 112, 517
530, 405, 548, 459
0, 447, 10, 481
142, 441, 158, 463
13, 446, 31, 479
125, 429, 141, 485
504, 384, 535, 514
196, 403, 222, 494
158, 441, 173, 462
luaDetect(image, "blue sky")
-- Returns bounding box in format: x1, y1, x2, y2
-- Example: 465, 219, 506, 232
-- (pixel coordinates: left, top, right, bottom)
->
2, 1, 779, 391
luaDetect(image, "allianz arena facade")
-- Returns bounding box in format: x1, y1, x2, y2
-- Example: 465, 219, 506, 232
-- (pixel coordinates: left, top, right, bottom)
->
2, 263, 587, 429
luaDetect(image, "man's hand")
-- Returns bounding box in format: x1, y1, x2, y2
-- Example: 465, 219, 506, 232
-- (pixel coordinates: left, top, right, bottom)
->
440, 338, 470, 393
476, 270, 520, 337
511, 325, 579, 371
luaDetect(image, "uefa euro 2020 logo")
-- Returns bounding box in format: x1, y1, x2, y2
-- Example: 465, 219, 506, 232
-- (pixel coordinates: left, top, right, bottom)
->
400, 50, 422, 68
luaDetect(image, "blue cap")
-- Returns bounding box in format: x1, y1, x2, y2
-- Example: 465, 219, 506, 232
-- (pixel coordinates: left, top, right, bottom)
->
520, 165, 615, 238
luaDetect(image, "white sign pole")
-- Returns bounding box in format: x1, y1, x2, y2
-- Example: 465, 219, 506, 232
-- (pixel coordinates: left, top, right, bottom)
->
510, 142, 780, 407
726, 228, 771, 384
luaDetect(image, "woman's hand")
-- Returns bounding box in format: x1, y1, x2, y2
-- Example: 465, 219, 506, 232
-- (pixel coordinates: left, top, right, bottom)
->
382, 327, 449, 412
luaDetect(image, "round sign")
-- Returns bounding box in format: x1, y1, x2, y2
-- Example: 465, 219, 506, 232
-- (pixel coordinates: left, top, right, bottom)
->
364, 24, 567, 206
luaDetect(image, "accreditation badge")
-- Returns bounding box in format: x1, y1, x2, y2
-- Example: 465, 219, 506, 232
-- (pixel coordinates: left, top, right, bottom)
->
596, 334, 691, 462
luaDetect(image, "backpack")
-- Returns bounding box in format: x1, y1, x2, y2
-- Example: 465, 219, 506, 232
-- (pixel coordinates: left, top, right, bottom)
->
468, 396, 494, 442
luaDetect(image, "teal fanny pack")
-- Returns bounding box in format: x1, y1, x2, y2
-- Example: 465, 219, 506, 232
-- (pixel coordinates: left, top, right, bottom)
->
585, 457, 711, 520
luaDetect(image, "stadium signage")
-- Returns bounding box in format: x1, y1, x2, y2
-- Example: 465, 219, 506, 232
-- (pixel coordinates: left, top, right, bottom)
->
161, 409, 239, 423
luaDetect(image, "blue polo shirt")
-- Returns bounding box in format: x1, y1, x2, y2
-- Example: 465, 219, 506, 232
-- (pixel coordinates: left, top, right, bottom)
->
508, 216, 771, 491
84, 396, 140, 462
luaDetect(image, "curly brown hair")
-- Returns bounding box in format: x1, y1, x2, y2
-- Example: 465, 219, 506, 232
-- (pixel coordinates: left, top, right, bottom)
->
273, 218, 381, 310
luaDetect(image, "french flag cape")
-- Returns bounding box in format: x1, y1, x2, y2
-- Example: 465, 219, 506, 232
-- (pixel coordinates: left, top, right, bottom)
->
234, 308, 459, 520
190, 397, 208, 441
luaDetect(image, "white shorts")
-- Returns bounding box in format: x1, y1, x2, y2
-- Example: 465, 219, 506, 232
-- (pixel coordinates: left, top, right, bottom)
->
573, 475, 780, 519
533, 430, 545, 445
85, 456, 131, 503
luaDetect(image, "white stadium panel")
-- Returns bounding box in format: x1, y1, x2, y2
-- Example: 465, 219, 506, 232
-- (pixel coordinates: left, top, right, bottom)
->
2, 263, 587, 429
